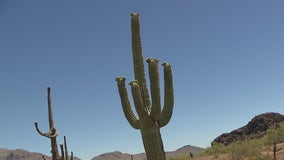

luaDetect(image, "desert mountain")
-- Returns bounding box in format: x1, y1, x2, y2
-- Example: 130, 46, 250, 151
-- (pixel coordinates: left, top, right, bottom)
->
91, 145, 204, 160
0, 145, 203, 160
213, 112, 284, 145
0, 148, 45, 160
0, 148, 81, 160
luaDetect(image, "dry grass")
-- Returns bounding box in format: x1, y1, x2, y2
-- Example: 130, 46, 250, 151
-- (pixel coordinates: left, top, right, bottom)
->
189, 143, 284, 160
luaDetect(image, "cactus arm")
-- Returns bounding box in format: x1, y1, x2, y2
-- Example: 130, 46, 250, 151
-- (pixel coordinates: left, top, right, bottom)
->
129, 81, 144, 116
146, 58, 162, 121
60, 144, 65, 160
130, 13, 151, 109
34, 122, 59, 138
34, 88, 59, 139
159, 62, 174, 127
129, 80, 148, 117
64, 136, 69, 160
70, 152, 73, 160
129, 81, 153, 126
116, 77, 140, 129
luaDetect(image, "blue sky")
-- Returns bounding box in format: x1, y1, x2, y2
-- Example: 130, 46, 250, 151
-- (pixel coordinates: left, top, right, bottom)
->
1, 1, 284, 160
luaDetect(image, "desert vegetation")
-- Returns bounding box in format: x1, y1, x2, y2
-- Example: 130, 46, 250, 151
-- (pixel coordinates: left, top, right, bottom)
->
168, 122, 284, 160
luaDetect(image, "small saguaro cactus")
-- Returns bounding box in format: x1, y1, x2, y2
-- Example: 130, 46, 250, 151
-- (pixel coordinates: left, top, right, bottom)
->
60, 136, 73, 160
115, 13, 174, 160
34, 87, 60, 160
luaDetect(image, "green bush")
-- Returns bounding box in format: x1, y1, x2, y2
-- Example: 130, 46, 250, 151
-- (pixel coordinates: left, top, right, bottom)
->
228, 139, 263, 160
262, 122, 284, 146
204, 143, 228, 156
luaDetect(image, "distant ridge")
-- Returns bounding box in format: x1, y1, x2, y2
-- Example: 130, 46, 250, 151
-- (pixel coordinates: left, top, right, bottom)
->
213, 112, 284, 145
91, 145, 204, 160
0, 145, 203, 160
0, 148, 81, 160
0, 148, 47, 160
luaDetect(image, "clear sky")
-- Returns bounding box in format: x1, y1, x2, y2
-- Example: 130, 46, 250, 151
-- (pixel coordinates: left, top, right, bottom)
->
1, 1, 284, 160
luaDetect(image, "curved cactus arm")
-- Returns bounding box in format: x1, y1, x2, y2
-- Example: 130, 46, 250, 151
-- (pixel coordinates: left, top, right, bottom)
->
146, 58, 162, 121
130, 13, 151, 109
129, 81, 153, 126
34, 122, 59, 138
159, 62, 174, 127
116, 77, 140, 129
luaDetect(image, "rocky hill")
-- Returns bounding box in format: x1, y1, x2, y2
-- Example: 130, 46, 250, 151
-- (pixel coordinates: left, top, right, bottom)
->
213, 112, 284, 145
0, 148, 45, 160
92, 145, 204, 160
0, 148, 81, 160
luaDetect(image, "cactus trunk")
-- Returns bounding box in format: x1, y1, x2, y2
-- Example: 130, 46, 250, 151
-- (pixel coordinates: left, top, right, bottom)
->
51, 138, 59, 160
47, 89, 60, 160
140, 123, 166, 160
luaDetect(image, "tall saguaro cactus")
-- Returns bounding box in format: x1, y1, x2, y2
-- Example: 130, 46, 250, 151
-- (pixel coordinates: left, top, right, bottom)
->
34, 87, 60, 160
116, 13, 174, 160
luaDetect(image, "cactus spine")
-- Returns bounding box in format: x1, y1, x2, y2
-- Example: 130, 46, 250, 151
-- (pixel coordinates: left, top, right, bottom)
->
34, 87, 60, 160
116, 13, 174, 160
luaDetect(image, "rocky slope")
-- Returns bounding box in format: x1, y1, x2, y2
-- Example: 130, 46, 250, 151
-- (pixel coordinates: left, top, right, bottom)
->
213, 112, 284, 145
0, 148, 47, 160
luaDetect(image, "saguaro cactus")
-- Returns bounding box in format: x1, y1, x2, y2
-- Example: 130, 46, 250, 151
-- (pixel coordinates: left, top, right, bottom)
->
60, 136, 73, 160
34, 87, 60, 160
35, 87, 74, 160
115, 13, 174, 160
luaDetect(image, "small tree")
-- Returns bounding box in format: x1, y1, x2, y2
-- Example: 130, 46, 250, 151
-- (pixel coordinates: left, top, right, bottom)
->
263, 121, 284, 160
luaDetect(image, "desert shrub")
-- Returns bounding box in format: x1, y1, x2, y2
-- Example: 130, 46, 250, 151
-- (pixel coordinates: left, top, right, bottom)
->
262, 122, 284, 146
204, 143, 228, 155
227, 139, 263, 160
204, 138, 272, 160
